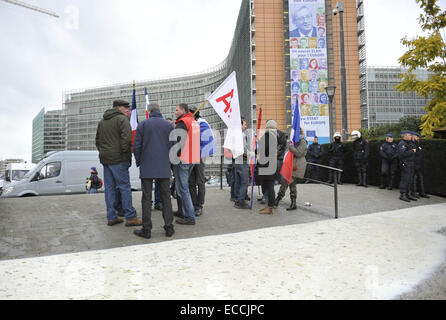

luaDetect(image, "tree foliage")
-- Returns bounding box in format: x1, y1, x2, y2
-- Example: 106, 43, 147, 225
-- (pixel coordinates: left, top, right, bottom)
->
396, 0, 446, 137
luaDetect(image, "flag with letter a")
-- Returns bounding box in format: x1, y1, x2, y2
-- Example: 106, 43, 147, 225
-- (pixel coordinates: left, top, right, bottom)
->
207, 71, 244, 158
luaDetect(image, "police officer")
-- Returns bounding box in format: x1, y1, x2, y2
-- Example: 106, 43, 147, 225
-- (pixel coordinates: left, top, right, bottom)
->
327, 132, 344, 184
351, 130, 370, 187
411, 131, 430, 199
398, 130, 418, 202
305, 136, 323, 183
379, 133, 398, 190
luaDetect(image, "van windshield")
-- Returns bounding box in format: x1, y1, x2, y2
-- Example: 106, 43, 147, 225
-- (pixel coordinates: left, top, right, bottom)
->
11, 170, 29, 181
23, 160, 44, 179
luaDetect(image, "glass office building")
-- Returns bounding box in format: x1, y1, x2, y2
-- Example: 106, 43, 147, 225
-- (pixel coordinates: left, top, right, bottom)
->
365, 67, 430, 128
32, 108, 66, 163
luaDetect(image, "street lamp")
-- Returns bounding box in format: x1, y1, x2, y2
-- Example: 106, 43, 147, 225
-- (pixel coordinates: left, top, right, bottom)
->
334, 2, 348, 141
325, 85, 336, 139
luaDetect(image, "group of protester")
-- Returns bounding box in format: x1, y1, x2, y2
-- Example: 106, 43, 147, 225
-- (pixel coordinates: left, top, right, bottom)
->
94, 99, 431, 240
95, 100, 214, 240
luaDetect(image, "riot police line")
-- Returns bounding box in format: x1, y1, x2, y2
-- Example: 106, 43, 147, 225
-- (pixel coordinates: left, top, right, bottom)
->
305, 130, 431, 203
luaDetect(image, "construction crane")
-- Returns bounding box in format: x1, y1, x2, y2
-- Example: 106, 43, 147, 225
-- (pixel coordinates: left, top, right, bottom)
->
1, 0, 59, 18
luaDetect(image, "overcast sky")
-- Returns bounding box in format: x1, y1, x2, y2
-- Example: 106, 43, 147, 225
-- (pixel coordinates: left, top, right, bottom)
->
0, 0, 445, 162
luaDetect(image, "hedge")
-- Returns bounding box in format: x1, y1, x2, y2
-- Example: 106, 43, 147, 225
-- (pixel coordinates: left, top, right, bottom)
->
312, 139, 446, 197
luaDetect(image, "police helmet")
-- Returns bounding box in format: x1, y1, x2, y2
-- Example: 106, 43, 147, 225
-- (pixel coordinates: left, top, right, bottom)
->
351, 130, 361, 140
333, 132, 341, 139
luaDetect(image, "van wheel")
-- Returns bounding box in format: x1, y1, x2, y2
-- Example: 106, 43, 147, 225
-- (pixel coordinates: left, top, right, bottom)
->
21, 194, 37, 197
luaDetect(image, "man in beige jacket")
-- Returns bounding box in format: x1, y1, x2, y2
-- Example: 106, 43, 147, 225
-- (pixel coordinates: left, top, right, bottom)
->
274, 128, 308, 211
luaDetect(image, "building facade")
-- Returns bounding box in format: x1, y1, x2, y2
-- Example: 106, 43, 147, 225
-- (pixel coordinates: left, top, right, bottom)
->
58, 0, 362, 174
32, 108, 66, 163
366, 67, 430, 128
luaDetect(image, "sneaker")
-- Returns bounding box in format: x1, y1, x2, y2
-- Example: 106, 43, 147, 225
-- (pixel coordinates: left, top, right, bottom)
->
164, 225, 175, 237
154, 204, 163, 211
194, 208, 203, 217
133, 229, 151, 239
234, 201, 250, 209
173, 210, 184, 218
259, 206, 275, 215
125, 217, 143, 227
107, 217, 124, 226
176, 217, 196, 225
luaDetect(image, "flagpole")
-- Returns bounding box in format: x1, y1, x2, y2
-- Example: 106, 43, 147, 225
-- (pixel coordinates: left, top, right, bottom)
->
250, 106, 263, 210
193, 100, 208, 117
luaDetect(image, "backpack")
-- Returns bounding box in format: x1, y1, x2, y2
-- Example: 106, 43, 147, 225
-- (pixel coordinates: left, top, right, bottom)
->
99, 178, 103, 188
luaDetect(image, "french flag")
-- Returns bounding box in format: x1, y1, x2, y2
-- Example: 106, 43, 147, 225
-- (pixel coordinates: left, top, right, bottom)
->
280, 100, 300, 185
130, 85, 138, 149
145, 87, 150, 119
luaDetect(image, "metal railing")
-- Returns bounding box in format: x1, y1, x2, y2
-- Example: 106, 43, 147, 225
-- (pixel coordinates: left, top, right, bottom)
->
305, 162, 343, 219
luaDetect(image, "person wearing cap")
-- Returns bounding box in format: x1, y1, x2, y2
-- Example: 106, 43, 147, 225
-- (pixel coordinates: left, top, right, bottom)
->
410, 132, 430, 199
327, 132, 345, 184
87, 167, 102, 194
95, 100, 142, 227
379, 133, 398, 190
132, 103, 175, 239
398, 130, 418, 202
351, 130, 370, 187
305, 136, 323, 183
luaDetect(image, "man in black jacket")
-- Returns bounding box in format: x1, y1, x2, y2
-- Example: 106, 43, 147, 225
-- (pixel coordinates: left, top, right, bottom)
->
398, 131, 418, 202
305, 136, 323, 183
411, 131, 430, 199
379, 133, 398, 190
351, 130, 370, 187
95, 100, 142, 227
327, 132, 344, 184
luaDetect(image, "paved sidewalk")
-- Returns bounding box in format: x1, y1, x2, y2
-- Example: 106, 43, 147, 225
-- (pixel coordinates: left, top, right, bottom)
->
1, 184, 444, 261
0, 203, 445, 299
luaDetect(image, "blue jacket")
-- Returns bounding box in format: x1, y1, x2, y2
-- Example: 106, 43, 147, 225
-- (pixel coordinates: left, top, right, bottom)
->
133, 111, 174, 179
197, 117, 216, 159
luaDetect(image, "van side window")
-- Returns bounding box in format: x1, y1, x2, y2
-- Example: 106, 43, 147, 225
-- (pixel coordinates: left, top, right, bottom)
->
39, 162, 62, 180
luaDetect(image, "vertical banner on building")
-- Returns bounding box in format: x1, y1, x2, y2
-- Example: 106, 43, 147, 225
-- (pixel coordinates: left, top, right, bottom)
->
289, 0, 330, 145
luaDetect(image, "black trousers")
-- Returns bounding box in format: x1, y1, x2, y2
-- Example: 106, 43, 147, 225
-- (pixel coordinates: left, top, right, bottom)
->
399, 164, 413, 194
262, 180, 275, 207
354, 159, 368, 173
189, 161, 206, 209
328, 158, 344, 181
306, 158, 321, 180
141, 178, 173, 231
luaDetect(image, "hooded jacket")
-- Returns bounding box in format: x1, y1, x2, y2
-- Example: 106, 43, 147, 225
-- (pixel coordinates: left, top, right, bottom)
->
95, 108, 132, 165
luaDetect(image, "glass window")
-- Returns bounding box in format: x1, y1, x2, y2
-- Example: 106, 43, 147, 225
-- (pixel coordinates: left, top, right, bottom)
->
39, 162, 62, 180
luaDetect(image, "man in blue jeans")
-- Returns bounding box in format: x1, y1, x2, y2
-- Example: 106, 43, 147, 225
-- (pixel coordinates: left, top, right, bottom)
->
95, 100, 142, 227
234, 118, 252, 210
172, 103, 201, 225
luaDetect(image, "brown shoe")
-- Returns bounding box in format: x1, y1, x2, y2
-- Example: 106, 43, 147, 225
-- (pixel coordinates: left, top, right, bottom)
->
259, 206, 274, 215
125, 217, 142, 227
107, 217, 124, 226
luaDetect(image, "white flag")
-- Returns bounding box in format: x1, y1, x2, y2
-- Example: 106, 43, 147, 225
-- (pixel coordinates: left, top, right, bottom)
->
207, 71, 244, 158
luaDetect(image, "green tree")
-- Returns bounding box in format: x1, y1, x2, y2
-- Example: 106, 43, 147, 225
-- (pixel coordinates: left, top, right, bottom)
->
396, 0, 446, 137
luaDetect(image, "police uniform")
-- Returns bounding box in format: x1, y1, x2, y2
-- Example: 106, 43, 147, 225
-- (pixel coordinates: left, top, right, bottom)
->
379, 134, 398, 190
411, 132, 430, 198
306, 138, 323, 182
398, 131, 417, 202
353, 137, 370, 187
327, 140, 344, 184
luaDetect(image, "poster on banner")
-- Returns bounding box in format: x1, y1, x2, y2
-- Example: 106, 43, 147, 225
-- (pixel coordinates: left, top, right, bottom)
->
289, 0, 330, 145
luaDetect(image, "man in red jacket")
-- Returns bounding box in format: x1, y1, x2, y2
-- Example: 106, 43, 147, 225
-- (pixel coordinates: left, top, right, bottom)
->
171, 103, 201, 225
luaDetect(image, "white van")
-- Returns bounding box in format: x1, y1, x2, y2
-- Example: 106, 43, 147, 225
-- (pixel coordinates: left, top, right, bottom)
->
1, 151, 141, 198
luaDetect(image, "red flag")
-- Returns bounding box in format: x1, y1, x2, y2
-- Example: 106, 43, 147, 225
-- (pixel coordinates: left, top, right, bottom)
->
130, 84, 138, 150
280, 150, 294, 185
250, 108, 262, 178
